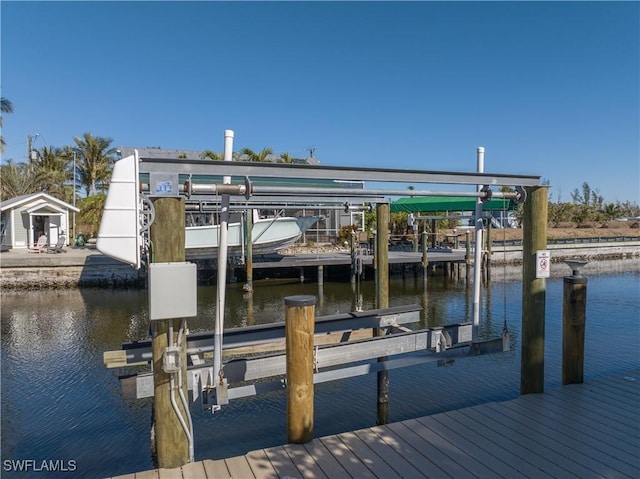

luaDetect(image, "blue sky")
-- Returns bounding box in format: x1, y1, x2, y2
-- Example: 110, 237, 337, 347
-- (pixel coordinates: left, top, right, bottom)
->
2, 1, 638, 204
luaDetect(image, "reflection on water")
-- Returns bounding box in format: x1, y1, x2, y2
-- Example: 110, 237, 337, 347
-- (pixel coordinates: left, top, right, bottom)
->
1, 259, 639, 478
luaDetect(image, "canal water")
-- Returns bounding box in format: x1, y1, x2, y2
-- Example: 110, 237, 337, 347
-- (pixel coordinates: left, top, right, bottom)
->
2, 259, 639, 478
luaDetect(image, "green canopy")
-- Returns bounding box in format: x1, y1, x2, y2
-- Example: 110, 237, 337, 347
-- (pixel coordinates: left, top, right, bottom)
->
390, 196, 514, 213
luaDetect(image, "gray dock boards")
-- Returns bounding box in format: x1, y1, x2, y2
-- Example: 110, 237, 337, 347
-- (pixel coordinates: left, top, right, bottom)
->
109, 369, 640, 479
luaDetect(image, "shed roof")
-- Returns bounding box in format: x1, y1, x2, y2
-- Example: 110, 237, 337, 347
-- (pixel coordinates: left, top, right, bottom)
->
0, 192, 80, 213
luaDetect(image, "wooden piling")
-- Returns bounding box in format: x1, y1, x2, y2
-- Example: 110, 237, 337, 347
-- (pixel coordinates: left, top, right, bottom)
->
149, 197, 190, 468
465, 230, 471, 284
285, 295, 316, 444
421, 229, 428, 280
375, 203, 390, 425
520, 186, 548, 395
562, 273, 587, 385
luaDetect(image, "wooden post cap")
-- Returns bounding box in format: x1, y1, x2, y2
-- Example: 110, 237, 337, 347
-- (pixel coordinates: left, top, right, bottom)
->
284, 295, 316, 307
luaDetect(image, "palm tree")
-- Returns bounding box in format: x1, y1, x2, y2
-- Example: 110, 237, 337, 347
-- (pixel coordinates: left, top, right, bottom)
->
279, 152, 293, 163
240, 147, 273, 162
36, 146, 70, 200
0, 160, 48, 201
1, 97, 14, 153
200, 150, 223, 160
73, 133, 116, 196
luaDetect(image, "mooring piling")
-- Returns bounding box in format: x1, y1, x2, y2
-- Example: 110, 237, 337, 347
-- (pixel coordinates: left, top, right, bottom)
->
285, 295, 316, 444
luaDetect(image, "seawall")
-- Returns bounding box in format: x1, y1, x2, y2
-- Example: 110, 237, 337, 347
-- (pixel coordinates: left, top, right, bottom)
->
1, 241, 638, 290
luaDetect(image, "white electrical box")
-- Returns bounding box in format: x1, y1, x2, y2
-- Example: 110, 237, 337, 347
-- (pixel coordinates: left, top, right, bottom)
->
148, 262, 197, 320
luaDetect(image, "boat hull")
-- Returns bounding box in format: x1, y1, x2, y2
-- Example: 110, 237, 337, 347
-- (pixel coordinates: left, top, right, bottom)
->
185, 216, 316, 259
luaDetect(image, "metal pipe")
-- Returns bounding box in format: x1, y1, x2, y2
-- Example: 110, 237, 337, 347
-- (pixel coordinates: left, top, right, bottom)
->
214, 130, 233, 398
168, 322, 194, 462
472, 147, 485, 343
185, 182, 521, 200
177, 320, 194, 461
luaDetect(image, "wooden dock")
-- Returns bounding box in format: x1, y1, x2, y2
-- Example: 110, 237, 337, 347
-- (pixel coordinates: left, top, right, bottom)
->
110, 369, 640, 478
249, 250, 466, 270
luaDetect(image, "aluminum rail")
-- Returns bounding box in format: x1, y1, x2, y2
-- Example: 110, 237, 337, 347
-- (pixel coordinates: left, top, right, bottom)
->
139, 157, 541, 187
185, 181, 526, 201
119, 305, 422, 365
120, 322, 505, 401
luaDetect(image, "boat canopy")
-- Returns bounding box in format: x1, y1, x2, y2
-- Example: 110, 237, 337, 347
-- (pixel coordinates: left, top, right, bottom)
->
390, 196, 515, 213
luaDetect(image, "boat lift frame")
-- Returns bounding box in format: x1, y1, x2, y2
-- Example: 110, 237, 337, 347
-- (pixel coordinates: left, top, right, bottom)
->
104, 139, 540, 412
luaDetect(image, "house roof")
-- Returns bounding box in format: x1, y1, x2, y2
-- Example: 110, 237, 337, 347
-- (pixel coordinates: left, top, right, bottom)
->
0, 192, 80, 213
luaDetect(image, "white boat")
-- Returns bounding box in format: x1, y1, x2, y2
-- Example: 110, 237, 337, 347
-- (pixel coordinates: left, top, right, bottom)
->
185, 215, 318, 258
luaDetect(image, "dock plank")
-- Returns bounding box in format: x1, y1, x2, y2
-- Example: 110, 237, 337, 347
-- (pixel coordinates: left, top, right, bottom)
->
225, 454, 256, 479
483, 400, 624, 478
462, 405, 583, 479
353, 427, 427, 478
429, 411, 538, 478
319, 434, 377, 478
201, 459, 229, 479
264, 445, 310, 479
391, 420, 478, 479
301, 438, 351, 478
529, 389, 640, 448
498, 398, 639, 477
441, 408, 555, 479
111, 370, 640, 479
282, 443, 328, 479
369, 424, 453, 478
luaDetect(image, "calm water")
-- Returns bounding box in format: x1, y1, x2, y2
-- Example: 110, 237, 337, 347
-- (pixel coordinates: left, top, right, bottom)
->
2, 260, 639, 478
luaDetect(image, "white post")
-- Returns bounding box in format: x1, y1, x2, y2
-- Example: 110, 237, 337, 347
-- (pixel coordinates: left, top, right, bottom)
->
73, 151, 76, 242
214, 130, 234, 394
472, 147, 485, 343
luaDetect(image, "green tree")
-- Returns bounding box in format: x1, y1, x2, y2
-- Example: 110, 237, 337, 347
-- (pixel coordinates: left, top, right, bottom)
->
0, 160, 47, 200
571, 182, 603, 208
77, 194, 106, 237
0, 97, 13, 153
240, 147, 273, 162
73, 133, 116, 196
34, 146, 71, 200
279, 152, 293, 163
200, 150, 223, 160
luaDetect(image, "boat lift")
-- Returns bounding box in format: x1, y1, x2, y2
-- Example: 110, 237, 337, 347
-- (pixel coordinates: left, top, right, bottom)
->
100, 132, 539, 415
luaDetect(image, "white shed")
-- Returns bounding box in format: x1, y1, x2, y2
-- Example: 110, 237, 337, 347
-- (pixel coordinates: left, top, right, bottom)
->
0, 193, 80, 249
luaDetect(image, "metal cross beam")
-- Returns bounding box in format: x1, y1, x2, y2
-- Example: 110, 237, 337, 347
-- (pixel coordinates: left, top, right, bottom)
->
139, 157, 541, 187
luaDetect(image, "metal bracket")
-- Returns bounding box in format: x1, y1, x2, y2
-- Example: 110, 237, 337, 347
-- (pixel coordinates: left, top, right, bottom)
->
514, 186, 527, 204
480, 185, 493, 203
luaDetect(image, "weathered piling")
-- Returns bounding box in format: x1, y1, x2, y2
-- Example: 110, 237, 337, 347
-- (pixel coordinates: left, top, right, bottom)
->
521, 186, 548, 395
376, 203, 390, 425
285, 295, 316, 444
421, 229, 429, 281
149, 197, 190, 468
465, 230, 472, 284
562, 262, 588, 385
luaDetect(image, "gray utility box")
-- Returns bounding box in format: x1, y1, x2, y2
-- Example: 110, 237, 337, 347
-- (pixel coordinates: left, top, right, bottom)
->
148, 262, 197, 320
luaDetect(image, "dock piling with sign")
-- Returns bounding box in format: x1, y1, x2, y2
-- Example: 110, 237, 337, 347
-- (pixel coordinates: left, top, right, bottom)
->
520, 186, 548, 395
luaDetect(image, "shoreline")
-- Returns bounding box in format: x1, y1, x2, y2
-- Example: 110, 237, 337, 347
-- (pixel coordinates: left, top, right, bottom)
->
1, 238, 639, 290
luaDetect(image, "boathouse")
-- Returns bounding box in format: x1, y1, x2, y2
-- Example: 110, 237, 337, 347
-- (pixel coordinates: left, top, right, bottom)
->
0, 192, 79, 250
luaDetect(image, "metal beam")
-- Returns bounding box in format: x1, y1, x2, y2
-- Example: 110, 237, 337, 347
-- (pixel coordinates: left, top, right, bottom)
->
122, 329, 499, 401
139, 158, 541, 187
118, 305, 422, 365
